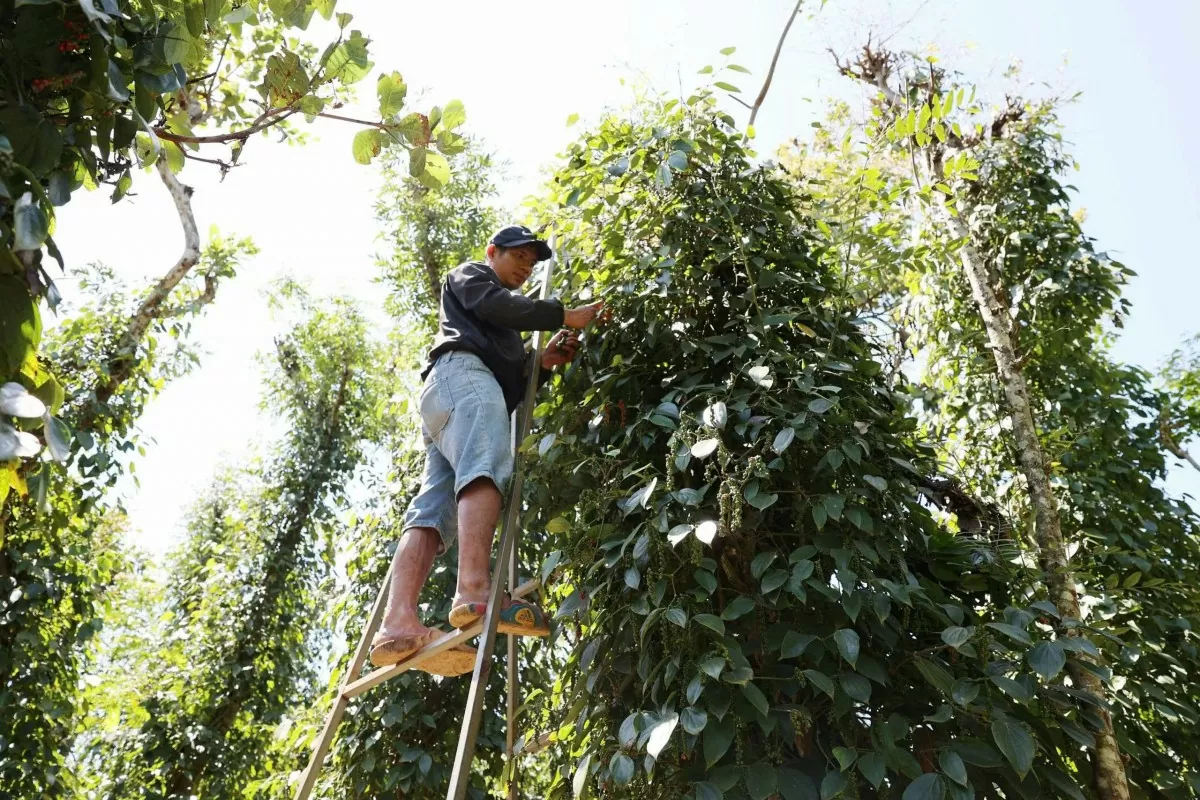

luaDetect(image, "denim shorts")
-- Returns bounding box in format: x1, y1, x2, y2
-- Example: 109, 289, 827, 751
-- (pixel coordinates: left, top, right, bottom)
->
403, 351, 513, 553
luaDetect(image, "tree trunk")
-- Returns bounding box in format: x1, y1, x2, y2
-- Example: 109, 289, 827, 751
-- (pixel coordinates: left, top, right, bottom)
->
942, 208, 1131, 800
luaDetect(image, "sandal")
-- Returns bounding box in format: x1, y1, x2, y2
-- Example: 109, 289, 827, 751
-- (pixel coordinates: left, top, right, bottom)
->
369, 628, 477, 676
448, 597, 550, 637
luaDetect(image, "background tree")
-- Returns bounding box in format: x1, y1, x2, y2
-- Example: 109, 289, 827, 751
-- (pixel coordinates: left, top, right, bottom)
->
75, 286, 384, 799
785, 45, 1200, 795
375, 141, 502, 337
1, 0, 463, 479
1159, 334, 1200, 473
0, 234, 252, 798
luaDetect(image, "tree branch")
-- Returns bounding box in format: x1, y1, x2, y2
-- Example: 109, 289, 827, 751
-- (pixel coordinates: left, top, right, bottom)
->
1159, 414, 1200, 473
154, 107, 295, 145
89, 160, 202, 413
748, 0, 804, 128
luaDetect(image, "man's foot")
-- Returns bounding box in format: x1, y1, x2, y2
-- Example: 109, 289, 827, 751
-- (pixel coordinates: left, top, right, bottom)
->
448, 596, 551, 637
369, 625, 477, 676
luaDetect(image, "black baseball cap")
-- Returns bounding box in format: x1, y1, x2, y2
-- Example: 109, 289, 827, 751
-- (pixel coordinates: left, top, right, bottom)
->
490, 224, 552, 262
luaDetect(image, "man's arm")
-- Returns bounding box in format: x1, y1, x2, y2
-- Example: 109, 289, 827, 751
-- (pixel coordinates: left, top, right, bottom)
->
449, 263, 564, 331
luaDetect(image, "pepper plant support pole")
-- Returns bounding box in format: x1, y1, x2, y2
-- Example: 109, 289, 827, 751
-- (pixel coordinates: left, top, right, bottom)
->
446, 243, 556, 800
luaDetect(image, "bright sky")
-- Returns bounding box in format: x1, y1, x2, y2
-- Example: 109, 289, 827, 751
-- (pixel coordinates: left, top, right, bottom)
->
51, 0, 1200, 554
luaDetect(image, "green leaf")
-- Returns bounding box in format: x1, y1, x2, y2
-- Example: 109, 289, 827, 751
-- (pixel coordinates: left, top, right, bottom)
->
990, 675, 1032, 702
722, 596, 755, 620
741, 681, 769, 717
656, 161, 673, 188
352, 129, 383, 165
1027, 640, 1066, 679
704, 717, 735, 766
417, 150, 451, 188
666, 607, 687, 627
694, 614, 725, 634
699, 656, 725, 679
748, 492, 778, 510
377, 71, 408, 117
573, 753, 593, 798
844, 507, 873, 532
924, 704, 953, 723
915, 658, 955, 696
646, 712, 678, 758
323, 31, 373, 84
772, 427, 795, 454
991, 717, 1035, 778
681, 706, 708, 735
692, 438, 719, 458
857, 753, 886, 788
951, 739, 1002, 768
666, 149, 689, 170
610, 753, 634, 785
546, 517, 570, 533
745, 765, 778, 800
840, 673, 871, 703
440, 99, 466, 130
860, 457, 883, 481
986, 622, 1032, 645
941, 626, 972, 648
720, 46, 737, 55
0, 277, 39, 376
823, 494, 845, 520
13, 193, 49, 252
727, 64, 752, 73
761, 569, 788, 594
820, 771, 848, 800
903, 774, 946, 800
555, 589, 583, 619
694, 569, 717, 594
939, 751, 968, 787
184, 0, 205, 36
803, 669, 835, 698
951, 679, 979, 706
832, 748, 856, 771
625, 566, 640, 589
409, 145, 427, 177
695, 782, 724, 800
833, 629, 859, 668
751, 551, 777, 579
781, 632, 816, 659
808, 397, 834, 414
1041, 766, 1088, 800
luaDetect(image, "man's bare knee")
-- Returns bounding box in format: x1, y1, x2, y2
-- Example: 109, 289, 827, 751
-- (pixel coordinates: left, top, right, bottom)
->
458, 476, 500, 500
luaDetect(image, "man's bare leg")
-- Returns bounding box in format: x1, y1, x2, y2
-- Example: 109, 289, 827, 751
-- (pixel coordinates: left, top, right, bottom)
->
453, 476, 502, 608
374, 526, 440, 645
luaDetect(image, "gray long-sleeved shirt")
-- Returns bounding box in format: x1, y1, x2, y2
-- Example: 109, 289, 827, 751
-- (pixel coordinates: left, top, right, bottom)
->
423, 261, 565, 413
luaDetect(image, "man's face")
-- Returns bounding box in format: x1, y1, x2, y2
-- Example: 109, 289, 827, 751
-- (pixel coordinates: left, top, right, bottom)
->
488, 243, 539, 289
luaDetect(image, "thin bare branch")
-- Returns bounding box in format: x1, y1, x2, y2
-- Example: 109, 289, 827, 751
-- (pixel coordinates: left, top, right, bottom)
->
748, 0, 804, 127
154, 107, 295, 145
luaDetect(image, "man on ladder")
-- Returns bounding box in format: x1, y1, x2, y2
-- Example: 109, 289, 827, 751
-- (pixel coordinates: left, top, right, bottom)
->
369, 224, 603, 676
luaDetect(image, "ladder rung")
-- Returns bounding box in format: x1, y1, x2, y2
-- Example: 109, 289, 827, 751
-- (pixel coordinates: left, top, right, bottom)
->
512, 730, 552, 757
341, 577, 541, 699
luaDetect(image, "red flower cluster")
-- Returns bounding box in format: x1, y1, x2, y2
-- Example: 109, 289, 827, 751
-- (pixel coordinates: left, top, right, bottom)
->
31, 71, 84, 93
58, 19, 90, 53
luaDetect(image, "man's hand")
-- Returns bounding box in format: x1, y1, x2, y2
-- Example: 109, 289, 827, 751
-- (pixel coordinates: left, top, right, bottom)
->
563, 301, 604, 329
541, 330, 581, 370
